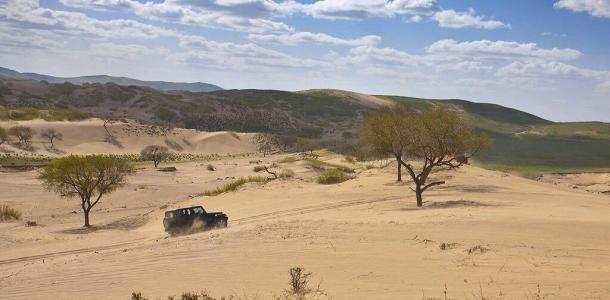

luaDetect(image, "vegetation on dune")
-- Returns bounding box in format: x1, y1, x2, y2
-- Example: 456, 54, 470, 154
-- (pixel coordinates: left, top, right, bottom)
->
0, 106, 89, 121
38, 155, 134, 227
303, 158, 354, 173
317, 169, 354, 184
0, 205, 21, 221
202, 176, 268, 196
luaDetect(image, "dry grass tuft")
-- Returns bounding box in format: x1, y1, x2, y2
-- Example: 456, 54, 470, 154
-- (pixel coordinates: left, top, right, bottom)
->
0, 205, 21, 222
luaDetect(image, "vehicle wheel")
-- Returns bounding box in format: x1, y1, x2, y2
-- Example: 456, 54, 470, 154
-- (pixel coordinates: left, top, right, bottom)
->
216, 219, 227, 228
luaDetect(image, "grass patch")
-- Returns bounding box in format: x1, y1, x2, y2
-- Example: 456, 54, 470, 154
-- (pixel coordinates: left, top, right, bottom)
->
203, 176, 268, 196
317, 169, 354, 184
1, 205, 21, 221
304, 158, 354, 173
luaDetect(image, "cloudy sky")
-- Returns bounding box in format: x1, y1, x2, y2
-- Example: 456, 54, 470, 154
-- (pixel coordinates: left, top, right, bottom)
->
1, 0, 609, 121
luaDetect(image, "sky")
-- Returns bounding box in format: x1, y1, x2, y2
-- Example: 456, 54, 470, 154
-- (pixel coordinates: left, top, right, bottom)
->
0, 0, 609, 122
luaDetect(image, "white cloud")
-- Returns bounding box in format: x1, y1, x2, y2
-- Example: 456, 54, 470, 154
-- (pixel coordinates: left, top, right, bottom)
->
554, 0, 610, 18
432, 9, 510, 29
248, 32, 381, 46
0, 0, 178, 39
427, 39, 583, 61
59, 0, 295, 33
496, 61, 610, 80
436, 61, 493, 73
297, 0, 437, 20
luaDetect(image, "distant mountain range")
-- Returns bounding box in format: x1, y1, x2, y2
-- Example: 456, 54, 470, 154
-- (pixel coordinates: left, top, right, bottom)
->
0, 67, 222, 93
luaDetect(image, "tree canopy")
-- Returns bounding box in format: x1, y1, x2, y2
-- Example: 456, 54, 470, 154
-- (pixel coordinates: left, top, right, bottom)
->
140, 145, 170, 168
38, 155, 134, 227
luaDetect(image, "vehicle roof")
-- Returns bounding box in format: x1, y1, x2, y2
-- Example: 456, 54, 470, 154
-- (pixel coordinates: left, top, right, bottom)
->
165, 206, 204, 213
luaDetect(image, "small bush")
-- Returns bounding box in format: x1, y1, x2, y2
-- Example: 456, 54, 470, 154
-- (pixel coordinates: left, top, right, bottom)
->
203, 176, 268, 196
344, 156, 356, 164
206, 164, 215, 171
158, 166, 177, 172
278, 169, 295, 179
317, 169, 354, 184
0, 205, 21, 221
253, 165, 266, 172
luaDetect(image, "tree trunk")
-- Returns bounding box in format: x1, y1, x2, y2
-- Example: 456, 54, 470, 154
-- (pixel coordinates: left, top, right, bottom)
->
154, 160, 159, 168
83, 209, 91, 227
395, 155, 402, 182
415, 184, 423, 207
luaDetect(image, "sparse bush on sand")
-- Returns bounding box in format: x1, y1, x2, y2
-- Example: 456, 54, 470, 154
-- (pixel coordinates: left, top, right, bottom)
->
0, 205, 21, 221
132, 267, 324, 300
203, 176, 268, 196
316, 169, 354, 184
207, 164, 216, 171
253, 165, 266, 172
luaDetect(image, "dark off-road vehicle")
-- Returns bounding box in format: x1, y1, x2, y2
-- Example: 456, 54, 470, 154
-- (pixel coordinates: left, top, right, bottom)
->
163, 206, 228, 235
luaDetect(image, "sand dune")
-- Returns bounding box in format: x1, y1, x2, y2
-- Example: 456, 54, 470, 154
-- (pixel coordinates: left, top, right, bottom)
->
0, 118, 256, 156
1, 153, 610, 299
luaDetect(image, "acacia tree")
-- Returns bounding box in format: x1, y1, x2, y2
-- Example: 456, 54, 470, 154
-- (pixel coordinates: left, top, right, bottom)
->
9, 126, 34, 148
361, 107, 490, 207
252, 133, 278, 157
360, 105, 412, 182
398, 108, 490, 207
140, 145, 170, 168
41, 129, 63, 148
38, 155, 134, 227
0, 127, 7, 145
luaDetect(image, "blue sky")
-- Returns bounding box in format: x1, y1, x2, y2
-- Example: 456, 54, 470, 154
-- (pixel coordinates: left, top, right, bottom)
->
1, 0, 609, 121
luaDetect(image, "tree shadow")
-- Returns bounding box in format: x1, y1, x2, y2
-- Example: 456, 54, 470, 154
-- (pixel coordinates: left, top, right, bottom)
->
58, 215, 149, 234
399, 199, 501, 211
434, 184, 503, 193
104, 135, 124, 149
43, 144, 65, 154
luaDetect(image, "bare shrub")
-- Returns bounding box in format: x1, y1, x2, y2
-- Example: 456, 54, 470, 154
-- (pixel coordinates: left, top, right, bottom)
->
278, 267, 325, 300
206, 164, 216, 171
40, 129, 63, 149
467, 245, 489, 255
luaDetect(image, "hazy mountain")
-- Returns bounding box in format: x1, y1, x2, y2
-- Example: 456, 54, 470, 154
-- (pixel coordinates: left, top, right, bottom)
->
0, 67, 222, 92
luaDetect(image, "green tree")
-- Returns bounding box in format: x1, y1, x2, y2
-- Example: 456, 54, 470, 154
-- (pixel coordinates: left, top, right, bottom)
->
361, 107, 490, 207
360, 105, 413, 182
9, 125, 34, 148
38, 155, 134, 227
140, 145, 170, 168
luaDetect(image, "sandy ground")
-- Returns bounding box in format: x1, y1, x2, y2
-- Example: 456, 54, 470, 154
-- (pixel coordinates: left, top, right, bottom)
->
1, 148, 610, 299
0, 118, 256, 156
540, 172, 610, 195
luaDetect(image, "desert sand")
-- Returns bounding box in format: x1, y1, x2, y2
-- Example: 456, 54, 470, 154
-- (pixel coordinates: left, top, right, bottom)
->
1, 120, 610, 299
0, 118, 256, 156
